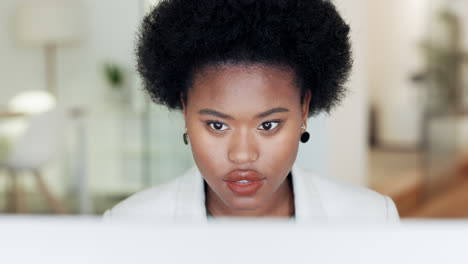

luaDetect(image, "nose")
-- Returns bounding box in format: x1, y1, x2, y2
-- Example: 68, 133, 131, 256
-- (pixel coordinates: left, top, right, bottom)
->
228, 129, 259, 164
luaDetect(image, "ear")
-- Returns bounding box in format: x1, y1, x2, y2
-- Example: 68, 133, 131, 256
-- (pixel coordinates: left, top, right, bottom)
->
301, 90, 311, 128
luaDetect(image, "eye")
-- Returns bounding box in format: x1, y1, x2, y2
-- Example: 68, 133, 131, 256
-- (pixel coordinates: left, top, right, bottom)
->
258, 121, 281, 131
207, 121, 229, 131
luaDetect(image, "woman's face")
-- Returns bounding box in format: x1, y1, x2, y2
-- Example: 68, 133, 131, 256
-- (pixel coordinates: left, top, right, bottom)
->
182, 64, 311, 212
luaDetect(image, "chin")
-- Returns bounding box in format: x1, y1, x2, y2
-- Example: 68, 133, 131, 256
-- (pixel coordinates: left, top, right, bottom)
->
226, 196, 263, 211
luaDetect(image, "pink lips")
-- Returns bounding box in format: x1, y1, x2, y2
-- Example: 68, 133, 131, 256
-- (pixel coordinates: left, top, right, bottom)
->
224, 170, 265, 195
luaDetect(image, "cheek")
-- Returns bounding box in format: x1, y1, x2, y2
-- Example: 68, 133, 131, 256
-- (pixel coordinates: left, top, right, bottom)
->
188, 123, 227, 179
259, 125, 300, 174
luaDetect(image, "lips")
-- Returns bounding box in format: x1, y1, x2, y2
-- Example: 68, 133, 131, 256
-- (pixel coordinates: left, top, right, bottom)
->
224, 170, 265, 195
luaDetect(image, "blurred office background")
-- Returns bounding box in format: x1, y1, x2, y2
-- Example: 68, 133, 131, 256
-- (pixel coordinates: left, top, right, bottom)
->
0, 0, 467, 218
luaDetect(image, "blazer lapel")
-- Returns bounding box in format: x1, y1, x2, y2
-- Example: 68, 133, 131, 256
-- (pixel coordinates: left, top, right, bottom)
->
291, 164, 328, 222
174, 166, 208, 223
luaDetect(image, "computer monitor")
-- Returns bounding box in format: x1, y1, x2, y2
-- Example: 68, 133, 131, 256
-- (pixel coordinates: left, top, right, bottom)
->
0, 216, 466, 264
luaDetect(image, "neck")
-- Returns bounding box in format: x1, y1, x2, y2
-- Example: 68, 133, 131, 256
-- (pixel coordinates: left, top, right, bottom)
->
205, 172, 295, 218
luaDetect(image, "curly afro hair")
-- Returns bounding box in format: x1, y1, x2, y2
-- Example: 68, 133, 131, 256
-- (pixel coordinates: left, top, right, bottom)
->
136, 0, 352, 117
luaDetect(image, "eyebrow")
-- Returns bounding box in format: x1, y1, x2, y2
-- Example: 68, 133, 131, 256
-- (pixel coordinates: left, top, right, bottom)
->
197, 107, 289, 120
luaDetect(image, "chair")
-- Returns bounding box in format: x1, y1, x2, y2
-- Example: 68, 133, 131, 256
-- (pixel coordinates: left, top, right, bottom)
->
1, 108, 67, 214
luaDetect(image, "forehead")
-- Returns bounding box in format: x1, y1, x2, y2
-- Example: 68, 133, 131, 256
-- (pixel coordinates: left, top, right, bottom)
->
188, 64, 301, 112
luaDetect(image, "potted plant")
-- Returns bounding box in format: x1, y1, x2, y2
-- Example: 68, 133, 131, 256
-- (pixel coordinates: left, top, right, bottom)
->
103, 62, 130, 104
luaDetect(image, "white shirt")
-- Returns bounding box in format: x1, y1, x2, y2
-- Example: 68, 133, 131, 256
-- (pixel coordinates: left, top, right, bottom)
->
103, 164, 399, 223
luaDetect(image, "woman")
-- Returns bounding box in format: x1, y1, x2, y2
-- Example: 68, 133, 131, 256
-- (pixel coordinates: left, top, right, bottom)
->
104, 0, 399, 223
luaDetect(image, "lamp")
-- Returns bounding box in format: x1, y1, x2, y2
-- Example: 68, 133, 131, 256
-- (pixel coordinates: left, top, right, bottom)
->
15, 0, 85, 97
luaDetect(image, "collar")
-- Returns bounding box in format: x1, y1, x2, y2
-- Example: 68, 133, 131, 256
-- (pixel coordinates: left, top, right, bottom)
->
174, 164, 327, 223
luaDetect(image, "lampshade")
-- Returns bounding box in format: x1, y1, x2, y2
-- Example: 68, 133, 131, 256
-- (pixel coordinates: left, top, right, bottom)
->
16, 0, 84, 46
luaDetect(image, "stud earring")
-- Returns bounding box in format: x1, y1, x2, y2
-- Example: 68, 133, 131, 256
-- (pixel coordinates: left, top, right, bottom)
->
300, 125, 310, 143
183, 128, 189, 145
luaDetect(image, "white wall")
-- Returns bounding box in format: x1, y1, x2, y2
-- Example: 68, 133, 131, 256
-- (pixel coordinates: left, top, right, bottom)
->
366, 0, 429, 148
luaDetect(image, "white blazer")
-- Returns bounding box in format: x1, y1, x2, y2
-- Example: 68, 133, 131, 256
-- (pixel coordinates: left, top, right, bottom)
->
103, 164, 400, 223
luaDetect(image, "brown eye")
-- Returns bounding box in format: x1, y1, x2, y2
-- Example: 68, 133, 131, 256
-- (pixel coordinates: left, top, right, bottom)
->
258, 121, 280, 131
208, 121, 228, 131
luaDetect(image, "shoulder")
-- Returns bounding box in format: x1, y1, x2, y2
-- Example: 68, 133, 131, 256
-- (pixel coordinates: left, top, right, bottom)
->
316, 175, 398, 221
102, 169, 191, 222
295, 166, 399, 222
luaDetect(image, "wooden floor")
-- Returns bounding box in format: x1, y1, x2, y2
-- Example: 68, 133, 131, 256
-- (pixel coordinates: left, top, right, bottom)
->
369, 149, 468, 218
408, 178, 468, 218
